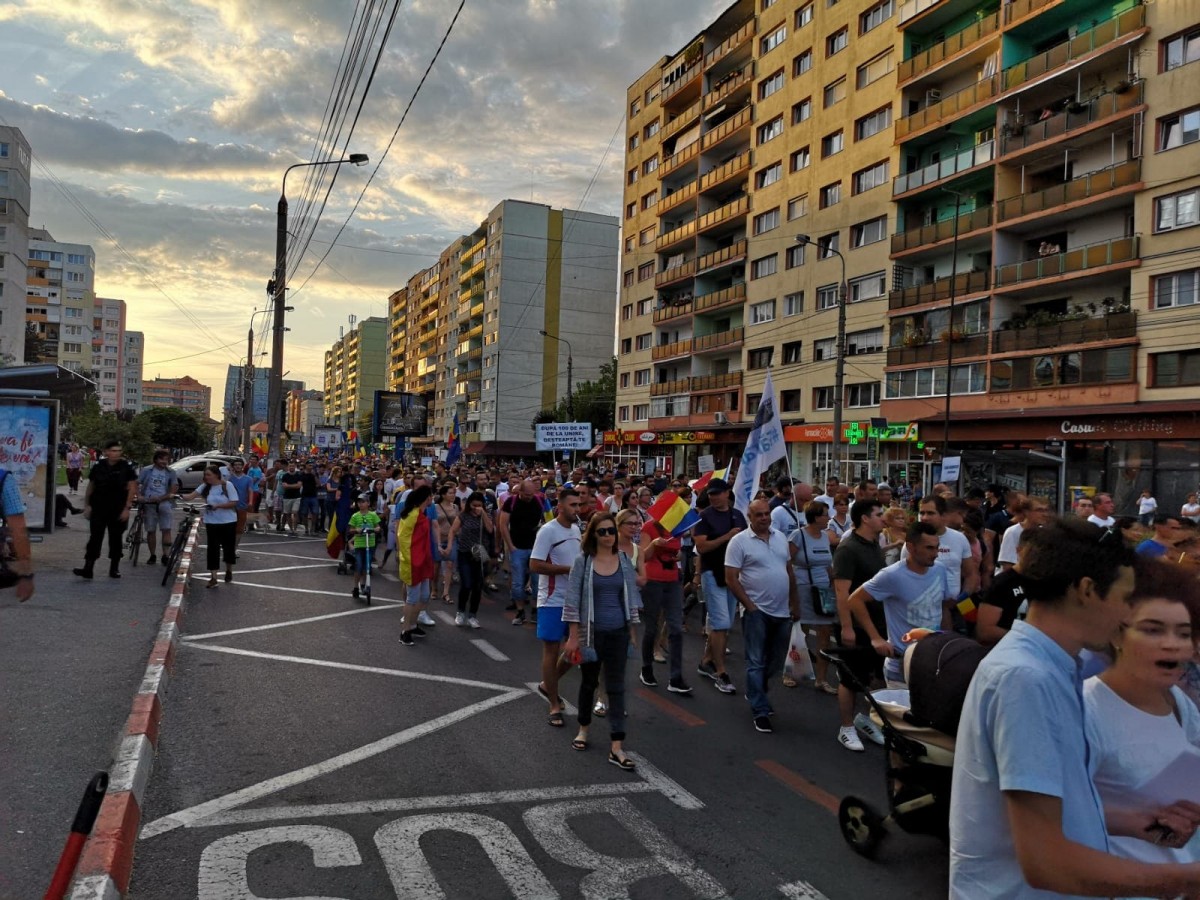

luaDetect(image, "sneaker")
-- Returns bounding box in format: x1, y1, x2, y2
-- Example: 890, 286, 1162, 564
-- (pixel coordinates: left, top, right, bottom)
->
411, 626, 428, 638
667, 678, 693, 695
653, 651, 667, 664
512, 611, 526, 626
417, 611, 437, 627
696, 660, 718, 682
353, 587, 361, 599
399, 631, 415, 646
454, 612, 466, 626
855, 713, 886, 746
468, 617, 481, 629
754, 715, 773, 734
639, 666, 658, 687
146, 554, 157, 565
838, 726, 865, 752
714, 673, 736, 694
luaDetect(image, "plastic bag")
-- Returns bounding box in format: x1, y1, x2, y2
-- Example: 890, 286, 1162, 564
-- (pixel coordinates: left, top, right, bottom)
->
785, 623, 815, 681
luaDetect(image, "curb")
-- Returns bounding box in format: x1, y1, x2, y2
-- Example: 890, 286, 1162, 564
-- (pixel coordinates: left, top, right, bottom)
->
67, 525, 200, 900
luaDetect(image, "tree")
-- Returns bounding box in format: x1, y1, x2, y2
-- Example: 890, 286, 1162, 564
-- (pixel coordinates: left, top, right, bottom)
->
23, 323, 54, 363
136, 407, 211, 453
529, 357, 617, 435
68, 398, 156, 465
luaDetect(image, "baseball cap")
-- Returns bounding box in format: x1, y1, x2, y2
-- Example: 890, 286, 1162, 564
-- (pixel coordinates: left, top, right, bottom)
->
706, 478, 730, 494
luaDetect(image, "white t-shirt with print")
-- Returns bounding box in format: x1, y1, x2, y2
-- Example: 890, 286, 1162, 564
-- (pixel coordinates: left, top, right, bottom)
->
531, 518, 581, 609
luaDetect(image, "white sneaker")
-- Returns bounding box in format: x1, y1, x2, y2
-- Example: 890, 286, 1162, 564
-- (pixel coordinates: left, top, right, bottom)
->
838, 726, 865, 752
418, 611, 436, 627
468, 617, 481, 629
854, 712, 886, 746
454, 612, 466, 626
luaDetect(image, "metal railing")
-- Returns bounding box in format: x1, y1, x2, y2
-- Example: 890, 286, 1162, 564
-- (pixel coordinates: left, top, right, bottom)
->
894, 140, 995, 196
661, 139, 701, 176
1002, 6, 1145, 93
657, 179, 698, 214
704, 17, 756, 69
999, 83, 1143, 156
656, 219, 698, 252
996, 159, 1141, 222
652, 339, 692, 361
693, 327, 744, 353
701, 106, 752, 152
697, 195, 750, 233
654, 300, 694, 324
699, 150, 753, 193
696, 239, 748, 272
888, 270, 990, 310
662, 60, 702, 103
896, 75, 999, 139
886, 333, 988, 367
1004, 0, 1060, 24
898, 11, 1001, 83
993, 311, 1137, 352
899, 0, 942, 24
993, 235, 1140, 287
694, 282, 746, 314
655, 258, 697, 288
703, 64, 754, 111
891, 206, 992, 254
651, 378, 690, 397
692, 371, 743, 391
662, 100, 702, 141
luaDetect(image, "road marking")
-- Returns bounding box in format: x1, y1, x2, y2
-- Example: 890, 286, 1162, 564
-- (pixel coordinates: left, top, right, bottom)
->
779, 880, 831, 899
224, 563, 332, 576
525, 682, 578, 717
434, 610, 458, 626
470, 639, 510, 662
228, 548, 333, 561
184, 605, 402, 642
141, 688, 528, 839
634, 687, 706, 727
193, 782, 659, 828
754, 759, 840, 815
187, 577, 400, 605
624, 752, 705, 810
199, 825, 362, 897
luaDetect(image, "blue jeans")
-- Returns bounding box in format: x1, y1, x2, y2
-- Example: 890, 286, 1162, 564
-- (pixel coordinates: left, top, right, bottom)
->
509, 548, 534, 603
457, 555, 484, 616
743, 609, 792, 717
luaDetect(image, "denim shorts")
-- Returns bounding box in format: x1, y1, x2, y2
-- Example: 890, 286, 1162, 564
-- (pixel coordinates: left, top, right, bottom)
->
702, 570, 737, 631
405, 580, 431, 605
300, 497, 320, 517
536, 605, 567, 643
353, 547, 371, 574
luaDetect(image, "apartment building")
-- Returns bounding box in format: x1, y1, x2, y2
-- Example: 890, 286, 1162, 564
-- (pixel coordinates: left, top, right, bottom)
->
25, 229, 96, 375
142, 374, 212, 416
389, 199, 619, 456
122, 331, 144, 412
322, 316, 387, 434
92, 297, 127, 411
880, 0, 1200, 510
221, 366, 302, 425
612, 0, 900, 480
0, 126, 31, 365
286, 388, 325, 439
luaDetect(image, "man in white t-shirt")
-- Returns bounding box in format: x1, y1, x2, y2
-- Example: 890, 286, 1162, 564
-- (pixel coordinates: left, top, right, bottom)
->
1137, 489, 1158, 527
530, 488, 582, 726
814, 475, 841, 510
904, 495, 977, 598
998, 495, 1052, 570
1088, 492, 1116, 528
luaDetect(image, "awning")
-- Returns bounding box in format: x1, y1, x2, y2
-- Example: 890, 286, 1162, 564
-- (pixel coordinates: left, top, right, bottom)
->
464, 441, 537, 457
0, 364, 95, 408
585, 443, 604, 458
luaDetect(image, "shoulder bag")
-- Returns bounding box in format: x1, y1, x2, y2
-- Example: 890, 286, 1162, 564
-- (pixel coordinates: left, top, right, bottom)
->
797, 528, 836, 617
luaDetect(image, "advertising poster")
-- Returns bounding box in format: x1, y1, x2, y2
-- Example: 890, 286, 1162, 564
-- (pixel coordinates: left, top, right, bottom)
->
0, 400, 56, 530
374, 391, 428, 438
314, 426, 343, 449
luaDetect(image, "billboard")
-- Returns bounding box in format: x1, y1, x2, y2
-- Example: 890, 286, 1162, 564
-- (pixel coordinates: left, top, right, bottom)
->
313, 426, 343, 449
0, 399, 57, 530
374, 391, 428, 438
535, 422, 593, 451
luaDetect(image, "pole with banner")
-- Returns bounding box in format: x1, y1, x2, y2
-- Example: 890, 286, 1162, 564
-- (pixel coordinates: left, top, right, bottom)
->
731, 369, 787, 516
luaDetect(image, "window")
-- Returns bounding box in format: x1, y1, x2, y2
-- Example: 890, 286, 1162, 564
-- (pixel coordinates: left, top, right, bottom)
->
753, 208, 780, 234
849, 271, 886, 302
633, 404, 650, 421
852, 160, 889, 194
785, 245, 806, 269
792, 97, 812, 124
860, 0, 894, 34
624, 236, 635, 253
784, 292, 804, 316
762, 0, 777, 8
793, 49, 813, 76
748, 347, 774, 369
0, 171, 7, 189
1154, 269, 1199, 308
1163, 29, 1200, 71
750, 300, 776, 324
817, 285, 840, 310
620, 372, 631, 388
623, 269, 635, 287
790, 147, 811, 171
621, 337, 633, 354
640, 226, 655, 245
1152, 350, 1200, 386
815, 338, 838, 361
619, 405, 631, 423
756, 161, 782, 188
856, 48, 894, 88
63, 343, 82, 353
641, 190, 658, 210
855, 106, 892, 140
781, 390, 802, 413
637, 298, 653, 315
0, 226, 6, 242
851, 216, 887, 247
1159, 107, 1200, 150
787, 195, 809, 219
795, 3, 813, 28
0, 142, 7, 158
1154, 188, 1199, 232
635, 368, 651, 386
626, 202, 636, 219
644, 120, 660, 139
642, 155, 659, 175
782, 341, 803, 364
761, 24, 787, 54
635, 333, 653, 350
629, 134, 639, 151
751, 255, 779, 279
817, 232, 840, 257
819, 182, 841, 208
757, 116, 784, 145
813, 386, 835, 409
826, 27, 848, 57
637, 262, 655, 281
66, 272, 85, 283
631, 98, 642, 117
846, 382, 881, 407
622, 303, 633, 321
823, 77, 846, 108
886, 364, 987, 398
627, 167, 638, 185
846, 328, 884, 355
821, 130, 844, 157
759, 69, 785, 100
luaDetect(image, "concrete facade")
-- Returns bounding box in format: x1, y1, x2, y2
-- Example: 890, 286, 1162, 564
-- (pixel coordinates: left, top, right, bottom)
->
25, 229, 96, 375
142, 374, 212, 416
122, 331, 144, 413
0, 127, 31, 365
221, 366, 302, 425
93, 297, 127, 411
323, 316, 387, 435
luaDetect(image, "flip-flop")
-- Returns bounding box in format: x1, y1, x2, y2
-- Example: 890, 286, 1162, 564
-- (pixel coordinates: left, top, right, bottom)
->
536, 684, 563, 707
548, 711, 565, 727
608, 751, 636, 771
571, 735, 588, 751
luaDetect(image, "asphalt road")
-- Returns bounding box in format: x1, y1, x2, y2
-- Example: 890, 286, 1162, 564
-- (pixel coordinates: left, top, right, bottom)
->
129, 529, 949, 899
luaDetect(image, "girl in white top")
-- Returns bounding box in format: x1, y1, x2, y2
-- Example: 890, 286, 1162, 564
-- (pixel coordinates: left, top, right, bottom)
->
179, 465, 239, 588
1084, 559, 1200, 871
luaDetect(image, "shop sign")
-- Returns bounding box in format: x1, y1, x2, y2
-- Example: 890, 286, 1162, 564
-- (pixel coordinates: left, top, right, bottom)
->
659, 431, 716, 444
1060, 418, 1176, 437
603, 430, 716, 445
603, 430, 658, 445
782, 421, 918, 443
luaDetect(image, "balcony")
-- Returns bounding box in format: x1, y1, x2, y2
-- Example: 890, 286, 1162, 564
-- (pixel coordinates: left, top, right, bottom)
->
654, 299, 693, 324
696, 195, 749, 235
652, 339, 692, 362
993, 236, 1139, 289
1001, 6, 1146, 95
658, 179, 699, 216
703, 65, 753, 112
996, 159, 1141, 224
999, 84, 1144, 157
662, 60, 702, 104
663, 100, 702, 142
889, 270, 990, 310
699, 150, 752, 193
462, 236, 485, 260
696, 239, 748, 273
700, 106, 752, 153
694, 282, 746, 315
661, 139, 701, 178
887, 333, 989, 366
656, 219, 698, 253
693, 327, 744, 353
651, 378, 690, 397
893, 141, 994, 197
899, 0, 942, 25
704, 17, 755, 70
692, 371, 743, 392
470, 301, 484, 319
656, 258, 697, 288
1003, 0, 1060, 24
892, 206, 992, 255
896, 75, 999, 139
458, 259, 485, 283
993, 310, 1137, 353
898, 11, 1001, 84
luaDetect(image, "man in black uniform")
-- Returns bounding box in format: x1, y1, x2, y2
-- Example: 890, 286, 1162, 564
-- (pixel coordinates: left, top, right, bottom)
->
74, 440, 137, 579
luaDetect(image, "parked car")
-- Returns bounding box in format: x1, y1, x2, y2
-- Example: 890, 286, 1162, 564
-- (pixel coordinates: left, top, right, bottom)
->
169, 454, 245, 492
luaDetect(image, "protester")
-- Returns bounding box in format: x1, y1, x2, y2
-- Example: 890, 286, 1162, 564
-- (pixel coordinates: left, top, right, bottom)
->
997, 495, 1051, 571
1, 464, 35, 602
1136, 515, 1186, 558
444, 490, 494, 628
787, 500, 837, 692
531, 488, 583, 727
1089, 492, 1117, 528
909, 494, 978, 598
1137, 489, 1159, 528
178, 465, 239, 588
826, 493, 852, 546
65, 444, 83, 494
137, 449, 178, 566
639, 507, 690, 694
693, 478, 747, 694
397, 485, 435, 647
74, 440, 137, 580
432, 483, 459, 604
499, 479, 543, 626
227, 459, 254, 551
346, 492, 381, 600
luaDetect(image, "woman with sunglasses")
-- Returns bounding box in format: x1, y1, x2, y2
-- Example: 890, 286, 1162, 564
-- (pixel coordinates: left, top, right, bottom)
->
585, 508, 648, 717
562, 513, 642, 770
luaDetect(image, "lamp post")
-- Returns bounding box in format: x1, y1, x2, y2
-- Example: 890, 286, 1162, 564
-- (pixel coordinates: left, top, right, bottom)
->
539, 329, 574, 420
941, 187, 968, 463
796, 234, 847, 482
266, 152, 368, 462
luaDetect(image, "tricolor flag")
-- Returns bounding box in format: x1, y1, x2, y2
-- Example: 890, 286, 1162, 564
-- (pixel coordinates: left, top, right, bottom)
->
691, 462, 729, 495
646, 491, 701, 537
732, 368, 788, 515
446, 411, 462, 465
541, 493, 554, 523
956, 595, 978, 624
325, 479, 354, 559
251, 435, 269, 457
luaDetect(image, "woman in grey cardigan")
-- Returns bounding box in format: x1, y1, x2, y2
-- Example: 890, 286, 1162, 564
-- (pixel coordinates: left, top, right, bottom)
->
562, 511, 643, 770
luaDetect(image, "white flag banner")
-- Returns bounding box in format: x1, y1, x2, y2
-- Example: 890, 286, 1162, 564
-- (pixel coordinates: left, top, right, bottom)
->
732, 369, 788, 515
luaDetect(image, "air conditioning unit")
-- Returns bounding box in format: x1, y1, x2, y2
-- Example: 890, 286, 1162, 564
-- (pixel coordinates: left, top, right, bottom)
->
714, 412, 730, 425
926, 88, 942, 103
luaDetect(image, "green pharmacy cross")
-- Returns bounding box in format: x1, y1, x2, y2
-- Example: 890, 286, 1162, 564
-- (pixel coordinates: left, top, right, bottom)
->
844, 422, 867, 446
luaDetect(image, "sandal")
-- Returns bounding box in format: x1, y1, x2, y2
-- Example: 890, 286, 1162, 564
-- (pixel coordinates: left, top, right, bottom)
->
536, 683, 563, 707
782, 674, 798, 688
206, 578, 219, 590
608, 751, 636, 771
593, 701, 607, 718
548, 711, 565, 727
571, 734, 588, 751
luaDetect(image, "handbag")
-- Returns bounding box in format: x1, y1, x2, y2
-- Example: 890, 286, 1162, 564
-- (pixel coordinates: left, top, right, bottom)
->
471, 541, 490, 563
798, 528, 837, 617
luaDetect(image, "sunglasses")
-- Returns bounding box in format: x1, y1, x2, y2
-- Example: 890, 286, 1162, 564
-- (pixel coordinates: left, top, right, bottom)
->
594, 527, 617, 536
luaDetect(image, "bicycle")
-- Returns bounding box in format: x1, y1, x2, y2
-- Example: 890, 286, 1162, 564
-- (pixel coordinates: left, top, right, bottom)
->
124, 502, 146, 567
162, 502, 204, 586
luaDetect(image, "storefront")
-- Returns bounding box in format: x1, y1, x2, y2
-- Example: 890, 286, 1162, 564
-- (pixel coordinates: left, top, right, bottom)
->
602, 429, 742, 477
783, 421, 925, 487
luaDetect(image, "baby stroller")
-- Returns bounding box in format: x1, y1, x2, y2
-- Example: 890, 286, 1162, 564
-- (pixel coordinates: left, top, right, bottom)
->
822, 633, 983, 858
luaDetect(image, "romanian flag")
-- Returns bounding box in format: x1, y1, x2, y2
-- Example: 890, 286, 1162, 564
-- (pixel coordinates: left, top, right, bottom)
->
397, 508, 435, 586
445, 412, 462, 465
325, 478, 354, 559
646, 491, 701, 537
956, 595, 978, 624
541, 493, 554, 523
354, 443, 365, 459
251, 436, 269, 457
691, 462, 729, 495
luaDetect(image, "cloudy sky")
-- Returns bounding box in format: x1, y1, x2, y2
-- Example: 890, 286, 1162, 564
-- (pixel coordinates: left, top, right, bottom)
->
0, 0, 728, 416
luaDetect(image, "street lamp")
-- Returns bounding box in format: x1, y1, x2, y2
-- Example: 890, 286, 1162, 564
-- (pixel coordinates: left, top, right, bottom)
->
539, 329, 574, 421
796, 234, 847, 482
941, 187, 968, 464
265, 152, 369, 462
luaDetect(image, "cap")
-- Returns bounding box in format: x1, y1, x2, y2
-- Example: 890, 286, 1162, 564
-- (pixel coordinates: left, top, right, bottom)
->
357, 492, 371, 501
706, 478, 731, 494
775, 476, 795, 490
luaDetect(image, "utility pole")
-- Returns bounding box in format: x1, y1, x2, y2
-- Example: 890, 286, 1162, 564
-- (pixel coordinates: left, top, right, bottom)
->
243, 327, 254, 455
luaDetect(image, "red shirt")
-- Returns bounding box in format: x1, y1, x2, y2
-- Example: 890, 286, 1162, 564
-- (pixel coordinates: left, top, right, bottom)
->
641, 521, 682, 582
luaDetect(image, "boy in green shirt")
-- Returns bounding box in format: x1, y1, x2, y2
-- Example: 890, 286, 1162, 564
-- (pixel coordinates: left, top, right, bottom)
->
348, 493, 382, 600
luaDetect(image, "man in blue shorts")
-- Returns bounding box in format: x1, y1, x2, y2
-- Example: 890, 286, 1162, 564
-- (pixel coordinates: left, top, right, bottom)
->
693, 479, 747, 695
531, 488, 581, 727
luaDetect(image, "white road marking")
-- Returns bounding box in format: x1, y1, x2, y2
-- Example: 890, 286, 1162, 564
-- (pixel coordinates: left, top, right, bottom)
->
434, 610, 458, 627
525, 682, 578, 717
184, 605, 402, 642
211, 548, 332, 561
778, 880, 831, 900
624, 752, 705, 810
141, 688, 528, 839
198, 825, 362, 898
185, 783, 659, 828
224, 563, 332, 576
187, 577, 400, 605
470, 639, 510, 662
